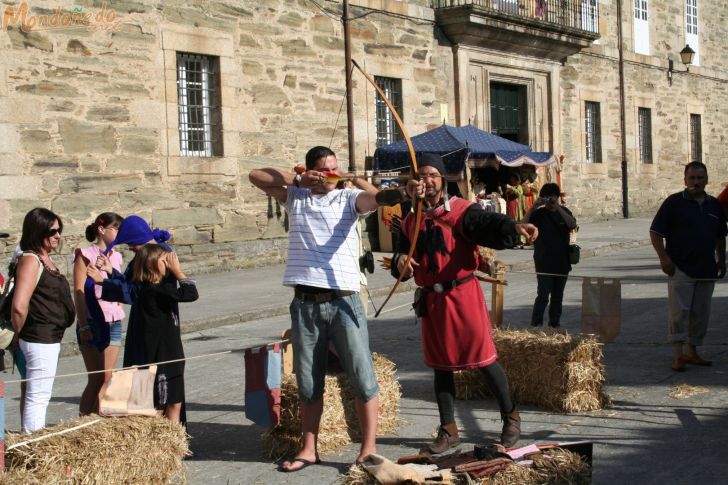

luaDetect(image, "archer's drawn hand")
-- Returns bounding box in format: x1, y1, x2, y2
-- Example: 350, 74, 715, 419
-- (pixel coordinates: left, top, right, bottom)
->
87, 265, 105, 284
406, 178, 425, 200
300, 170, 323, 189
95, 255, 112, 274
515, 223, 538, 244
397, 254, 420, 279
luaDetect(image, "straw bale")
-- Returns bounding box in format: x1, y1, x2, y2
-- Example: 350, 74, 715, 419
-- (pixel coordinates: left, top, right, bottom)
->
339, 448, 590, 484
262, 353, 401, 459
1, 415, 189, 484
454, 328, 609, 413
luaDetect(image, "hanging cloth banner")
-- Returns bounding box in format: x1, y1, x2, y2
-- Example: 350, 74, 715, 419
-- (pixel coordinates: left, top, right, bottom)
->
581, 277, 622, 343
244, 344, 282, 428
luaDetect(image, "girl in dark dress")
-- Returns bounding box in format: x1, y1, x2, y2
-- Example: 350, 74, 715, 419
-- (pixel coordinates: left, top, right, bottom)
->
131, 245, 198, 422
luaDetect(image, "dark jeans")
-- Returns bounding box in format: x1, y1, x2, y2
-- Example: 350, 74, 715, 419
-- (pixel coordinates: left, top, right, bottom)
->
531, 274, 568, 327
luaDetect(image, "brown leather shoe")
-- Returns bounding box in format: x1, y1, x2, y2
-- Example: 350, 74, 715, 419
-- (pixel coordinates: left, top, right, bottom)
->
500, 408, 521, 448
428, 422, 461, 454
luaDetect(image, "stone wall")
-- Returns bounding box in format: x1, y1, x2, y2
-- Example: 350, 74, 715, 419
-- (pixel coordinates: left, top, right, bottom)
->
1, 0, 726, 276
0, 0, 452, 274
560, 0, 728, 219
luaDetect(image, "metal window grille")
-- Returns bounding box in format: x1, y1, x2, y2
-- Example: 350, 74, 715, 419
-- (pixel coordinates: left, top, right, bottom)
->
686, 0, 698, 35
374, 76, 404, 147
690, 114, 702, 163
638, 107, 652, 164
634, 0, 648, 20
432, 1, 600, 34
581, 0, 599, 33
176, 53, 223, 157
585, 101, 602, 164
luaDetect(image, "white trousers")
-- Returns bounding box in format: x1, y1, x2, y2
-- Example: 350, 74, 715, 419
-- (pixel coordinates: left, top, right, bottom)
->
19, 339, 60, 433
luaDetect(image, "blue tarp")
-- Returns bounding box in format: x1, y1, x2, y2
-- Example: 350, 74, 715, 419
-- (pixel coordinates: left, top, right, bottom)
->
374, 124, 557, 174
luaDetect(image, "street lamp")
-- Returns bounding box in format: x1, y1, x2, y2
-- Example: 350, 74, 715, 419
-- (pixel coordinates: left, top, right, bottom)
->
668, 44, 695, 86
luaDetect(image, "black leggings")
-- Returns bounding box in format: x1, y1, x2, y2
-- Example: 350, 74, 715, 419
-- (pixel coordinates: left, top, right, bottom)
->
433, 362, 513, 425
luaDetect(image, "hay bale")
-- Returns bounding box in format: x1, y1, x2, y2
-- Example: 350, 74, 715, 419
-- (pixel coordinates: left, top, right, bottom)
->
262, 353, 401, 459
455, 328, 610, 413
1, 415, 189, 484
481, 448, 591, 485
339, 448, 590, 484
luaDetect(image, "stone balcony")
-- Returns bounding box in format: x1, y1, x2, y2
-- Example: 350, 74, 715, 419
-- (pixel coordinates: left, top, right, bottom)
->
433, 0, 601, 61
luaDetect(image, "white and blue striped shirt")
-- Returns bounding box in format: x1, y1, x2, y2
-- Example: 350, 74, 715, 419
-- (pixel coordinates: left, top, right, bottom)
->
283, 186, 363, 291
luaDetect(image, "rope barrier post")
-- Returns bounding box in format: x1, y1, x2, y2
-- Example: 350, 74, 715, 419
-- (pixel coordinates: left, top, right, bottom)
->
491, 261, 506, 328
0, 380, 5, 473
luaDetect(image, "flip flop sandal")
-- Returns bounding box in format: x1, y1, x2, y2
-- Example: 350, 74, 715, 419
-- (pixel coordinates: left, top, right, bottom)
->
280, 457, 321, 473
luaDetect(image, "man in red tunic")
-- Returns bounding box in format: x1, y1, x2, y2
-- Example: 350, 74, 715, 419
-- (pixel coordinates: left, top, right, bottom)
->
391, 153, 538, 453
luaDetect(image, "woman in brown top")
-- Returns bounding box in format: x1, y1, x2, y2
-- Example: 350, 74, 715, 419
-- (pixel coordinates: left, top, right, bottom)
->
11, 208, 75, 433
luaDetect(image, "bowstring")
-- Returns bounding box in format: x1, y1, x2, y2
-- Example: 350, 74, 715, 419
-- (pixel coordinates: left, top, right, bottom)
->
329, 64, 355, 152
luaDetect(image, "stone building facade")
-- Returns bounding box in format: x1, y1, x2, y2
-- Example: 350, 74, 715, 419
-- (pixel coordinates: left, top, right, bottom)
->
0, 0, 726, 273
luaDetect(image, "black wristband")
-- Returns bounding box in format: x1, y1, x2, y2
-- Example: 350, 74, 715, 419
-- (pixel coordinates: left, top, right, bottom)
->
376, 188, 406, 206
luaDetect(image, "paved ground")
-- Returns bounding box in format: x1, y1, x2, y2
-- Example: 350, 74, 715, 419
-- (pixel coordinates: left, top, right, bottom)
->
3, 217, 728, 484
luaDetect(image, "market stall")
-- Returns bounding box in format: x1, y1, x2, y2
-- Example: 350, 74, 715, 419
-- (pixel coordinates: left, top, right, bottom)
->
372, 124, 560, 248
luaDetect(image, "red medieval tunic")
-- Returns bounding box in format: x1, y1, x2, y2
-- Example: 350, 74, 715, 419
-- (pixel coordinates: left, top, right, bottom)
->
399, 197, 519, 371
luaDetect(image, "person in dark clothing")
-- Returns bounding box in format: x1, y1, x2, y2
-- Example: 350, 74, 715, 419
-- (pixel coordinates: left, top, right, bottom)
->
132, 245, 198, 422
650, 161, 726, 371
522, 183, 577, 328
93, 215, 173, 368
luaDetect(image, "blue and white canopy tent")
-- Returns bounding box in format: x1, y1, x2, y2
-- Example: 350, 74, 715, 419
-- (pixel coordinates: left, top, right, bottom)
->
373, 123, 558, 175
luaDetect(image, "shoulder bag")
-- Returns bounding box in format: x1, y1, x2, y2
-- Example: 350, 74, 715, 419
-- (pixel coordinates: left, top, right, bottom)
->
0, 253, 44, 349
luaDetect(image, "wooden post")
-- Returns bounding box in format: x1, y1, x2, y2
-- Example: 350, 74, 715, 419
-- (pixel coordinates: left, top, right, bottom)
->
491, 262, 506, 328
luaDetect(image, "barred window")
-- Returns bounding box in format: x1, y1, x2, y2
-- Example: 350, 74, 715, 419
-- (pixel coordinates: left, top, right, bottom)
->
581, 0, 599, 33
634, 0, 648, 20
638, 107, 652, 164
374, 76, 404, 147
690, 114, 702, 163
686, 0, 698, 35
176, 53, 223, 157
585, 101, 602, 164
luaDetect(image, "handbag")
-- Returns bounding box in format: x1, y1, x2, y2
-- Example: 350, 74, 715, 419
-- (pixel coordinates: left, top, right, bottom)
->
568, 244, 581, 265
0, 253, 43, 349
0, 285, 14, 349
99, 365, 161, 416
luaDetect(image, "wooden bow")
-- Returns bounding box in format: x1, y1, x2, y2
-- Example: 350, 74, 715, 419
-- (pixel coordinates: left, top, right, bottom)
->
351, 60, 422, 318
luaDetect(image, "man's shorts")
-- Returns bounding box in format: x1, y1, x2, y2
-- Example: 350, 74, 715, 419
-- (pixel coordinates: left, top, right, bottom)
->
290, 293, 379, 402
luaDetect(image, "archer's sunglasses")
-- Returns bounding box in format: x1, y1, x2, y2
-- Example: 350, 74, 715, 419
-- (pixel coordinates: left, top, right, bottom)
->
46, 228, 62, 237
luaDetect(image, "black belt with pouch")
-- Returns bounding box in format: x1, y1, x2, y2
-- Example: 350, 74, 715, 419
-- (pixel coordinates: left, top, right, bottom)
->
412, 274, 475, 317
